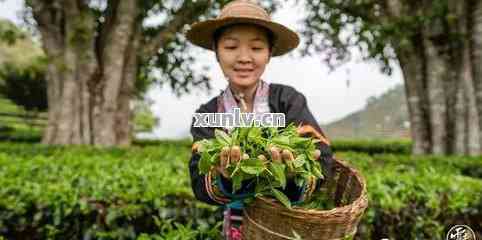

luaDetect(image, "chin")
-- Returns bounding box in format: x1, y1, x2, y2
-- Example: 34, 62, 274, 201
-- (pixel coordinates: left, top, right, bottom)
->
230, 78, 259, 89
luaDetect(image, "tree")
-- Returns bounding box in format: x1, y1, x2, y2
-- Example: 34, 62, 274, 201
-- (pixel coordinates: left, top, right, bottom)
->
22, 0, 281, 146
300, 0, 482, 155
133, 99, 159, 134
0, 19, 26, 45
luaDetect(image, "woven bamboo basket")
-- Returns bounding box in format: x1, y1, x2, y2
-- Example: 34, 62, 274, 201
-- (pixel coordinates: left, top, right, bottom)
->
241, 158, 368, 240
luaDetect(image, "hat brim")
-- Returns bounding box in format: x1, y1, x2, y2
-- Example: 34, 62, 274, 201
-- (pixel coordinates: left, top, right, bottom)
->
186, 17, 299, 57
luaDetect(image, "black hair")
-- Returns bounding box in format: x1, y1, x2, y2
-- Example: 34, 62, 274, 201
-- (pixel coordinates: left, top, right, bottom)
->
212, 23, 275, 56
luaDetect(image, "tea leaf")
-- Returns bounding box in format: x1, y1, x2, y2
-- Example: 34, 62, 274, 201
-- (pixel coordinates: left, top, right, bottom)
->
199, 151, 212, 174
272, 188, 291, 209
269, 162, 286, 189
215, 129, 231, 146
240, 159, 265, 175
293, 154, 306, 168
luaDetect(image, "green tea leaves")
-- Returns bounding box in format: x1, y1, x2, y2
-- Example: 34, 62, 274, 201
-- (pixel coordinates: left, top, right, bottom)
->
198, 151, 212, 174
215, 129, 232, 146
247, 127, 262, 141
194, 123, 326, 208
312, 161, 324, 179
269, 162, 287, 189
271, 188, 291, 209
293, 154, 306, 168
240, 159, 265, 175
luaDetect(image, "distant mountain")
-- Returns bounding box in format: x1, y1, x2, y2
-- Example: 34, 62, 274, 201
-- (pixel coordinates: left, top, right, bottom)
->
322, 84, 411, 139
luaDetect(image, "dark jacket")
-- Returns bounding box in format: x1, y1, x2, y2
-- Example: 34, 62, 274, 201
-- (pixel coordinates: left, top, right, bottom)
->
189, 83, 334, 206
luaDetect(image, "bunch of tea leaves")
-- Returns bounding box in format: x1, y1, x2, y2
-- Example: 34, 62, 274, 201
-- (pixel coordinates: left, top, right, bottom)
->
194, 123, 325, 208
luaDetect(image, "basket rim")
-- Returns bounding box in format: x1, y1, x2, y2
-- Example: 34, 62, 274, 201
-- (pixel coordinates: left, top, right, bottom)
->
256, 157, 368, 215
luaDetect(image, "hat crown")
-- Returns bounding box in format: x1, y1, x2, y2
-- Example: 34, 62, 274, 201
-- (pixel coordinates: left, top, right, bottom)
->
219, 0, 270, 20
186, 0, 300, 56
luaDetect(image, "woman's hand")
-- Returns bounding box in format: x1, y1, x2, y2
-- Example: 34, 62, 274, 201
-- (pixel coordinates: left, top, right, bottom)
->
268, 146, 321, 178
216, 146, 246, 178
213, 130, 323, 179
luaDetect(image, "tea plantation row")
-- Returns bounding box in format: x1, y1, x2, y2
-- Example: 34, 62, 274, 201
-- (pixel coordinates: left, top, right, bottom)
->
0, 142, 480, 239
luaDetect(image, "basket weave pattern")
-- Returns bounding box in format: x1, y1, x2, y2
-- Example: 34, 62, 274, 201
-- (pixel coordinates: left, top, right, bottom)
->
242, 158, 368, 240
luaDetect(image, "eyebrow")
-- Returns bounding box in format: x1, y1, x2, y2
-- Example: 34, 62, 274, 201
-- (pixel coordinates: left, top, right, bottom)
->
221, 36, 267, 42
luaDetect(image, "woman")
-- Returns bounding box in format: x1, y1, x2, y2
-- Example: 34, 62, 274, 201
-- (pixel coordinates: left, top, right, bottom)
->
186, 1, 334, 239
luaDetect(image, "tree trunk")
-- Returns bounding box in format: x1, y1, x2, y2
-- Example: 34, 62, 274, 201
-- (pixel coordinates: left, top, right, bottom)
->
457, 0, 480, 155
27, 0, 209, 146
31, 0, 139, 146
463, 46, 480, 155
116, 23, 141, 146
423, 33, 449, 154
453, 44, 480, 155
385, 0, 482, 155
397, 41, 431, 155
454, 75, 466, 154
471, 0, 482, 152
92, 0, 138, 146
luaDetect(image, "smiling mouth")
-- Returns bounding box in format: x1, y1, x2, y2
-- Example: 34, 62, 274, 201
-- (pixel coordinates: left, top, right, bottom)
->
234, 69, 254, 74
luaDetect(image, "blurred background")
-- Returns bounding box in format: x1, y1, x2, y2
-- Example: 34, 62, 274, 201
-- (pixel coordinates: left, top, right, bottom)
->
1, 0, 407, 142
0, 0, 480, 239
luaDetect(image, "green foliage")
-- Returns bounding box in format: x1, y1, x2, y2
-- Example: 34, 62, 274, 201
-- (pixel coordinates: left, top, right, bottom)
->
299, 0, 453, 74
0, 19, 25, 45
0, 95, 44, 143
135, 137, 413, 155
0, 20, 43, 67
129, 0, 281, 96
0, 97, 24, 114
0, 58, 48, 111
0, 20, 47, 113
331, 139, 412, 155
0, 140, 480, 239
133, 138, 192, 148
133, 100, 159, 134
195, 123, 324, 209
0, 142, 221, 239
339, 151, 482, 239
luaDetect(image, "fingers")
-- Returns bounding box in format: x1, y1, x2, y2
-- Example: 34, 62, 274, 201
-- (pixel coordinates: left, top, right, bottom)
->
281, 149, 295, 173
258, 154, 269, 165
313, 149, 321, 160
230, 146, 241, 164
269, 146, 282, 163
218, 147, 231, 178
281, 149, 294, 163
297, 124, 331, 145
191, 143, 199, 153
218, 146, 243, 179
220, 146, 230, 169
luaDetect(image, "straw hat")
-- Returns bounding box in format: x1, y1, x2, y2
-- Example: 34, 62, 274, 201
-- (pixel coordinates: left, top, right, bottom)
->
186, 0, 300, 57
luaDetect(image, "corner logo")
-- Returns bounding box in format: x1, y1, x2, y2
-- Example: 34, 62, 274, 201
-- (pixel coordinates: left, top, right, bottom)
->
446, 225, 476, 240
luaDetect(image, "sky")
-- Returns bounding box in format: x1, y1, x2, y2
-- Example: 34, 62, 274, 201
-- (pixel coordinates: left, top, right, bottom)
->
0, 0, 404, 139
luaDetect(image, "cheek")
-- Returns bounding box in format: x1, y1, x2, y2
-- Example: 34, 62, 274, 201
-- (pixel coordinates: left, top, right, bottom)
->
254, 54, 270, 74
218, 52, 236, 68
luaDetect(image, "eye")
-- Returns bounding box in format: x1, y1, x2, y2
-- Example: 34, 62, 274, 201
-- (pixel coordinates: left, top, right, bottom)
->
252, 47, 264, 51
224, 46, 237, 50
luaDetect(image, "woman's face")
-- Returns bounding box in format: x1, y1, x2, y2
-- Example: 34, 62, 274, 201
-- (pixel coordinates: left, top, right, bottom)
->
216, 24, 271, 90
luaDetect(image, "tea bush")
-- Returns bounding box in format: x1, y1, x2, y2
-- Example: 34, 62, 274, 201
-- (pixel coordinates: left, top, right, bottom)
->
0, 141, 480, 239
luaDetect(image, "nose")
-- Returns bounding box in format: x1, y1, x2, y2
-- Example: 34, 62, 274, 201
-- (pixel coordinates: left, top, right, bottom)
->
236, 46, 252, 63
